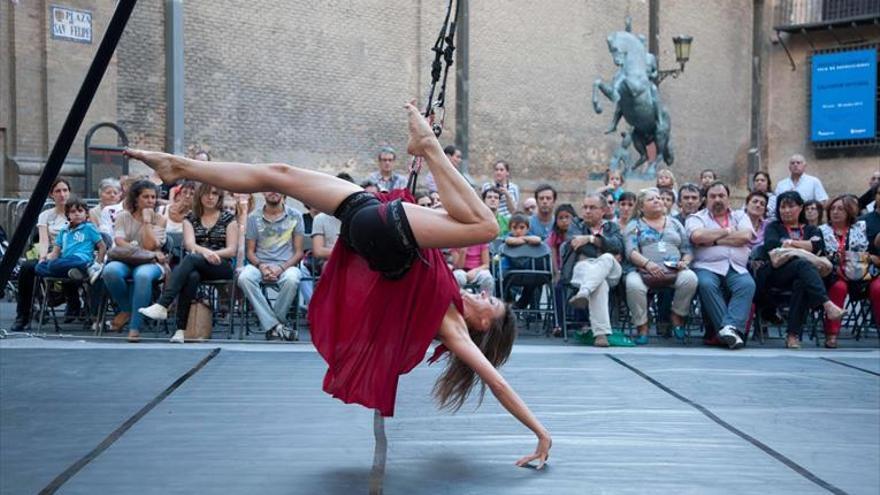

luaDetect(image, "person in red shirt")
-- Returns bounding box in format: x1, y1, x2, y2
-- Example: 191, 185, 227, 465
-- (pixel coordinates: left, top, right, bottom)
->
125, 101, 551, 469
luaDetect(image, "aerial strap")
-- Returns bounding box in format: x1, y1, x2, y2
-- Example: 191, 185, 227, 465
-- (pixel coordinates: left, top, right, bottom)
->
407, 0, 459, 194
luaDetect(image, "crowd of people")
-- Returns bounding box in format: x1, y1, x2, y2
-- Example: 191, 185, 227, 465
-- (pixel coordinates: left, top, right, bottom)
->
7, 146, 880, 349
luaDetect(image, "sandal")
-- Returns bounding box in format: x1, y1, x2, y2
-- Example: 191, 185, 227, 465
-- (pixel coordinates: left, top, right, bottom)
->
785, 334, 801, 349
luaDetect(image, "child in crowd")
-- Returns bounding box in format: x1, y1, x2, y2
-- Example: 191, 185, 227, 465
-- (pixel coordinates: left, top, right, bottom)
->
597, 169, 625, 201
503, 213, 543, 309
656, 168, 676, 192
35, 197, 107, 284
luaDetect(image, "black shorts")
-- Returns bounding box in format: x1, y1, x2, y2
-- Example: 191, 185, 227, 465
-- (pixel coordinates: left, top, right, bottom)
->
334, 191, 420, 280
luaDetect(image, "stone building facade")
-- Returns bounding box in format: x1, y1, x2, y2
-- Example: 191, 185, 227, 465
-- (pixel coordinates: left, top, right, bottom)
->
2, 0, 878, 206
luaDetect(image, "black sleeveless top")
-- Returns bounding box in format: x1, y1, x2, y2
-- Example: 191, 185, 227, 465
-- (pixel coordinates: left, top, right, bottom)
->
186, 211, 235, 251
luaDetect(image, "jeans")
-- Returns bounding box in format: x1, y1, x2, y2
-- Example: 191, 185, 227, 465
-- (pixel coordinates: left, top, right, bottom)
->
158, 253, 233, 329
102, 261, 164, 331
695, 266, 756, 332
35, 257, 88, 278
237, 264, 301, 332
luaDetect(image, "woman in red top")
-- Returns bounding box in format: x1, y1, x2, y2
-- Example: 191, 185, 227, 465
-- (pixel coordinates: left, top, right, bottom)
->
125, 101, 551, 468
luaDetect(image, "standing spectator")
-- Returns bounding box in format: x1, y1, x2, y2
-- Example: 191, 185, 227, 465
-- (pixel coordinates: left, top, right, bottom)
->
528, 185, 557, 240
624, 188, 697, 344
236, 191, 305, 341
656, 168, 677, 197
818, 195, 875, 348
859, 187, 880, 326
522, 197, 538, 216
596, 169, 625, 200
566, 194, 625, 347
616, 192, 637, 232
101, 180, 168, 341
755, 191, 844, 349
451, 243, 494, 294
547, 204, 580, 336
425, 145, 462, 192
858, 170, 880, 213
686, 181, 756, 350
804, 200, 824, 227
699, 169, 717, 193
89, 178, 122, 237
744, 191, 769, 249
482, 187, 510, 236
751, 171, 776, 217
675, 183, 701, 225
138, 184, 239, 343
36, 198, 106, 281
482, 160, 520, 216
12, 178, 74, 331
368, 146, 407, 192
773, 154, 829, 204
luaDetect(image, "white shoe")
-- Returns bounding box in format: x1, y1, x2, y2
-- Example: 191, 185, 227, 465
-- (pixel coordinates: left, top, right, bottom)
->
718, 325, 744, 350
88, 263, 103, 285
170, 329, 185, 344
138, 303, 168, 321
568, 288, 590, 310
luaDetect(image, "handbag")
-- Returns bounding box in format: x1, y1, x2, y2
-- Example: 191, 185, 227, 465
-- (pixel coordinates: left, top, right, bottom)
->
184, 300, 213, 341
638, 266, 678, 288
107, 245, 157, 266
842, 251, 873, 282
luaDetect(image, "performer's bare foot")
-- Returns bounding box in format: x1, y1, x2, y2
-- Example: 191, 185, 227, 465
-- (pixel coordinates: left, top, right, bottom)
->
124, 148, 184, 184
405, 100, 437, 157
823, 301, 846, 322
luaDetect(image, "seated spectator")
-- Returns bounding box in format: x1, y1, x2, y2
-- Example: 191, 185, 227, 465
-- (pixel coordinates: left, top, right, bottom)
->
658, 187, 677, 216
804, 199, 824, 227
138, 183, 238, 343
675, 183, 701, 225
686, 181, 755, 350
596, 168, 625, 200
755, 191, 845, 349
858, 171, 879, 213
859, 187, 880, 326
157, 180, 195, 234
601, 191, 617, 221
36, 197, 106, 285
751, 171, 776, 219
616, 191, 637, 232
481, 160, 520, 216
745, 191, 769, 249
566, 193, 625, 347
503, 213, 542, 308
368, 146, 407, 192
624, 188, 697, 344
528, 184, 557, 240
414, 190, 433, 208
233, 193, 256, 268
429, 190, 443, 209
819, 195, 876, 348
89, 178, 122, 237
361, 180, 380, 195
451, 242, 494, 294
12, 178, 76, 332
482, 187, 510, 236
656, 168, 677, 197
522, 197, 538, 216
236, 191, 305, 341
426, 145, 462, 193
101, 180, 168, 341
302, 204, 320, 235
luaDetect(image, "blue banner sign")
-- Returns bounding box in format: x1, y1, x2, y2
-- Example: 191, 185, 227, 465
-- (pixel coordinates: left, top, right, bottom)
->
811, 48, 877, 142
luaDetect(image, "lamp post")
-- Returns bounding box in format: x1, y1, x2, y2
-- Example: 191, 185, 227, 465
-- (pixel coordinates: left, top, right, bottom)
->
656, 35, 693, 84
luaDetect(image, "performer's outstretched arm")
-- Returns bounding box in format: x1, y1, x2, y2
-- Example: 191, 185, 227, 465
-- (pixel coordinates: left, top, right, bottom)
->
437, 310, 552, 469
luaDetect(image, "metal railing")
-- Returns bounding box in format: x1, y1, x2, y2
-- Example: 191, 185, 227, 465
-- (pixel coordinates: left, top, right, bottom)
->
774, 0, 880, 28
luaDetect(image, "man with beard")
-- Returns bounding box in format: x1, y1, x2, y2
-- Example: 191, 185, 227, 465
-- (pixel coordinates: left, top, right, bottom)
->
686, 181, 756, 350
237, 191, 305, 340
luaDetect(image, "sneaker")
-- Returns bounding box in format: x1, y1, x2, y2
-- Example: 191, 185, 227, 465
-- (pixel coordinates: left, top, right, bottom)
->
170, 330, 185, 344
265, 325, 280, 341
275, 325, 298, 342
568, 288, 590, 310
138, 304, 168, 321
718, 325, 744, 350
672, 326, 687, 343
593, 334, 609, 347
634, 334, 649, 345
87, 263, 103, 285
67, 267, 86, 280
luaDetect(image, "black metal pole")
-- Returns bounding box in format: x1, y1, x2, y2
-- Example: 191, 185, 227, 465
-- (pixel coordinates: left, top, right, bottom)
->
0, 0, 138, 290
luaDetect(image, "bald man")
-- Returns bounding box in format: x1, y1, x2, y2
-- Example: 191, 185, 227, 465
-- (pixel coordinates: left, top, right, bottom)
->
769, 153, 829, 218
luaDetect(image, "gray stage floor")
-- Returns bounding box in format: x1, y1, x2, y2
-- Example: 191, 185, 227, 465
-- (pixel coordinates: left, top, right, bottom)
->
1, 339, 878, 495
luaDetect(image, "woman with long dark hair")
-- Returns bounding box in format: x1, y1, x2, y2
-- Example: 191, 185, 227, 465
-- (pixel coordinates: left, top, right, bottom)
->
125, 101, 551, 468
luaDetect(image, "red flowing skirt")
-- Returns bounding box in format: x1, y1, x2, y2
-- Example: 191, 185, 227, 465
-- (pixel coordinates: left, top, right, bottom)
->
308, 190, 463, 417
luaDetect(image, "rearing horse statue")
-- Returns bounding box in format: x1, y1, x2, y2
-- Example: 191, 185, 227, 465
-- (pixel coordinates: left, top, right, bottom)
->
592, 21, 673, 173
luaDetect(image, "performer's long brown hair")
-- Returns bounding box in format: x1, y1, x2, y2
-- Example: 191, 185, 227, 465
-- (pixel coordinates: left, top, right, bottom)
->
433, 304, 517, 411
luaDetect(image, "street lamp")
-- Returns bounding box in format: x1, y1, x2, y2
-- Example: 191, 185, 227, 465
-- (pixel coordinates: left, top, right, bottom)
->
656, 35, 694, 84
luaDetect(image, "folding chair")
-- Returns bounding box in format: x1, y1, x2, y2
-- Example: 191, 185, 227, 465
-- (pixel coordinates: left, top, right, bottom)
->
496, 243, 556, 337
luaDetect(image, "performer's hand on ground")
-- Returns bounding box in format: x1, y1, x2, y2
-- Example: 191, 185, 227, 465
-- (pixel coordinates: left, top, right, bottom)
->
515, 435, 551, 470
123, 148, 183, 184
405, 100, 437, 157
